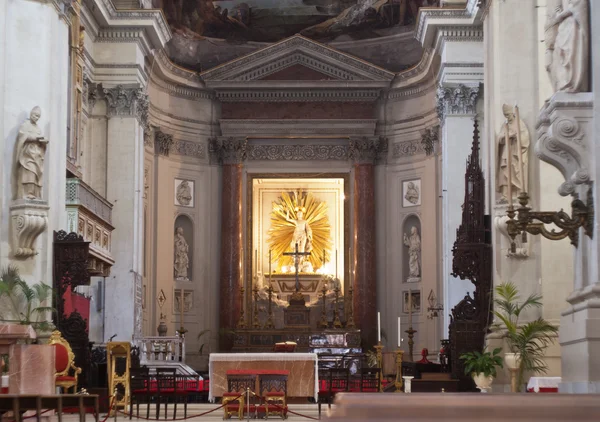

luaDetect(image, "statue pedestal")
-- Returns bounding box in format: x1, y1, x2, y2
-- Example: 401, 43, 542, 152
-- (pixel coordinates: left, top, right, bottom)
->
284, 292, 311, 328
9, 199, 49, 258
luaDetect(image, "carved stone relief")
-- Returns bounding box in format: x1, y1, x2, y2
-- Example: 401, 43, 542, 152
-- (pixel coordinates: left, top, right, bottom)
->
15, 107, 48, 200
209, 137, 248, 164
392, 140, 425, 158
348, 136, 388, 164
174, 289, 193, 314
421, 125, 440, 156
155, 129, 174, 156
248, 144, 348, 161
174, 179, 194, 207
403, 179, 421, 207
103, 85, 146, 118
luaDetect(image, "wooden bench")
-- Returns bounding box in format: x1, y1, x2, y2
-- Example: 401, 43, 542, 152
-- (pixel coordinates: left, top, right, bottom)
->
0, 394, 99, 422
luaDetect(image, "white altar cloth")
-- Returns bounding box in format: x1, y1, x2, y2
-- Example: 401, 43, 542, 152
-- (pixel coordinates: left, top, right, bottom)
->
208, 353, 319, 401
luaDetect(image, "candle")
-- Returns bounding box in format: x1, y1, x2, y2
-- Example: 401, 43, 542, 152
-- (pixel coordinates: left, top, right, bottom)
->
408, 290, 413, 326
505, 120, 513, 208
514, 105, 525, 195
397, 317, 401, 348
335, 249, 338, 279
377, 312, 381, 343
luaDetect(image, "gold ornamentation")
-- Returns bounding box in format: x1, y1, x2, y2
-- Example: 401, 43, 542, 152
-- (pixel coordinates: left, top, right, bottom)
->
50, 330, 82, 393
267, 190, 332, 272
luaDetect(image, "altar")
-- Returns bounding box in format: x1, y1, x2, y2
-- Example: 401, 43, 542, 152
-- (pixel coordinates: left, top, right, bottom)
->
268, 273, 326, 304
208, 353, 319, 401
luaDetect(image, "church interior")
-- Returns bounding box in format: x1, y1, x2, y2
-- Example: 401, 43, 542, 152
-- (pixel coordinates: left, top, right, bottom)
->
1, 0, 600, 420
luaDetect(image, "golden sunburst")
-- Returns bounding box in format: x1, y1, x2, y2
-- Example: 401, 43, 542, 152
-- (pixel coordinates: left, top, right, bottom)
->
267, 190, 332, 273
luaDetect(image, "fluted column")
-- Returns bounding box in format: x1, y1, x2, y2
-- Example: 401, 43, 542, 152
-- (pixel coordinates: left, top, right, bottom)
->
213, 138, 247, 351
349, 137, 386, 347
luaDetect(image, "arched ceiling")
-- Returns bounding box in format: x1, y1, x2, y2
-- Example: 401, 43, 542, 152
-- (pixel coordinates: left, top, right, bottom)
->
148, 0, 437, 72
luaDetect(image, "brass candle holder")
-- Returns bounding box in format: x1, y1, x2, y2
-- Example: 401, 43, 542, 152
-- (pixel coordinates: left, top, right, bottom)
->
333, 286, 343, 329
374, 341, 384, 392
236, 286, 247, 329
264, 286, 275, 329
318, 285, 328, 329
394, 349, 404, 392
252, 281, 261, 329
345, 286, 356, 328
506, 189, 594, 251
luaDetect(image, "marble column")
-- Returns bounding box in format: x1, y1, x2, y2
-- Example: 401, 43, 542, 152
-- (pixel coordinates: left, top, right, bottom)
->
350, 137, 385, 347
214, 138, 247, 351
103, 85, 146, 342
437, 84, 481, 334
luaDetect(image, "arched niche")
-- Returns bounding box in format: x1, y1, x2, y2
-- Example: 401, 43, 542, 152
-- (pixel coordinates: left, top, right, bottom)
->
174, 214, 194, 281
402, 214, 421, 284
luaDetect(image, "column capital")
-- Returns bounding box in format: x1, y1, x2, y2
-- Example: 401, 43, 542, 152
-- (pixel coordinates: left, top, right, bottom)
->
436, 84, 481, 123
209, 137, 248, 165
103, 85, 147, 122
154, 128, 174, 157
348, 136, 388, 164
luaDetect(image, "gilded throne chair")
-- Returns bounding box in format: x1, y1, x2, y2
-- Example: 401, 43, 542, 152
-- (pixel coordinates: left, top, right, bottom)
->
49, 330, 82, 393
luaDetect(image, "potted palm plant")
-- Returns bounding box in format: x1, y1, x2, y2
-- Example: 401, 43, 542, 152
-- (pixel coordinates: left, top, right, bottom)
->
492, 282, 558, 392
459, 348, 503, 392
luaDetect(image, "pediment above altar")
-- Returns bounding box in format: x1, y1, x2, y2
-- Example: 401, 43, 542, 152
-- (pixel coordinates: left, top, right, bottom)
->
200, 35, 395, 84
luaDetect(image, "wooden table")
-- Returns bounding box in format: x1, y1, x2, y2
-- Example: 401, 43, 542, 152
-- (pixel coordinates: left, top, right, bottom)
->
0, 394, 99, 422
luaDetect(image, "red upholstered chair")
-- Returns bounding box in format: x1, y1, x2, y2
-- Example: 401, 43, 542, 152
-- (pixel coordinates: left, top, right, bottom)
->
223, 374, 255, 420
259, 374, 288, 420
49, 330, 82, 393
359, 367, 381, 392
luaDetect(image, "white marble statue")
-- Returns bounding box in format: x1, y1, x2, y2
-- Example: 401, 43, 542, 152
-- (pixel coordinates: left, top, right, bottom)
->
174, 227, 190, 280
496, 104, 530, 201
545, 0, 589, 93
176, 180, 192, 206
15, 107, 48, 200
403, 226, 421, 280
285, 207, 313, 266
404, 182, 420, 205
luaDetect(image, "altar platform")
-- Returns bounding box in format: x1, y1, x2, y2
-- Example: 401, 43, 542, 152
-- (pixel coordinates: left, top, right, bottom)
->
232, 329, 361, 353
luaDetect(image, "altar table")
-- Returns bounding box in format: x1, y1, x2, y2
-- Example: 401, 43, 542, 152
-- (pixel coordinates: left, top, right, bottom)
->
527, 377, 561, 393
209, 353, 318, 401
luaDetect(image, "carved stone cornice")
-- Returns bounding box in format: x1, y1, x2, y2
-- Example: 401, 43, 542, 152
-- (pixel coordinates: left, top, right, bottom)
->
209, 137, 248, 165
535, 93, 594, 197
421, 125, 440, 156
215, 88, 382, 103
392, 140, 425, 158
436, 84, 480, 122
247, 144, 348, 161
348, 136, 388, 164
154, 129, 174, 157
103, 85, 146, 119
9, 200, 50, 259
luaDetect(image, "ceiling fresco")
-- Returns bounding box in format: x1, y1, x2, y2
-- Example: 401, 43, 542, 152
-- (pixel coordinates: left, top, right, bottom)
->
146, 0, 439, 71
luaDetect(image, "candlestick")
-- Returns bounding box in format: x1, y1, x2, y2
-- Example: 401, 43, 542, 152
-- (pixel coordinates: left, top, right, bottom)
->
514, 105, 525, 194
397, 317, 401, 348
374, 342, 384, 392
254, 249, 258, 277
377, 312, 381, 342
180, 288, 185, 333
408, 290, 413, 326
335, 249, 338, 279
268, 249, 272, 285
394, 349, 404, 392
505, 120, 513, 208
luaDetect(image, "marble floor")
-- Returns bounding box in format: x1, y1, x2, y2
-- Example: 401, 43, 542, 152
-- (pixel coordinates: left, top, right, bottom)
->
48, 403, 326, 421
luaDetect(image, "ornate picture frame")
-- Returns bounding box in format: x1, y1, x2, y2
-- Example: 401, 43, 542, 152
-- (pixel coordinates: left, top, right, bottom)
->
402, 179, 421, 207
174, 178, 194, 207
402, 290, 421, 314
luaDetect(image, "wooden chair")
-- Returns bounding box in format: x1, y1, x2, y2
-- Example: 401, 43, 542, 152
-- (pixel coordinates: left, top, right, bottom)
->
318, 367, 350, 417
223, 374, 255, 420
129, 367, 152, 420
259, 374, 288, 420
49, 330, 82, 393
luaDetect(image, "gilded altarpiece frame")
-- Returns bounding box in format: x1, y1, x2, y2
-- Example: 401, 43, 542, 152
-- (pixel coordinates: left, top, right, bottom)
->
245, 173, 351, 326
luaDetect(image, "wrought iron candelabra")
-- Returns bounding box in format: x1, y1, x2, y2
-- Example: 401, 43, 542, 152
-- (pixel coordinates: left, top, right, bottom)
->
506, 189, 594, 251
264, 286, 275, 329
252, 281, 261, 329
333, 286, 343, 329
236, 285, 247, 329
346, 286, 356, 328
318, 285, 328, 329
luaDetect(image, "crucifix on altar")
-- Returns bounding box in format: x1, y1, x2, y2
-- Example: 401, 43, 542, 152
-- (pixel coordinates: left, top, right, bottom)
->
283, 242, 311, 295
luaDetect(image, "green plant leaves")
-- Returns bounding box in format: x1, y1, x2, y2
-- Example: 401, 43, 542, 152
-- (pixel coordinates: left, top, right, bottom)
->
0, 267, 55, 327
459, 348, 504, 378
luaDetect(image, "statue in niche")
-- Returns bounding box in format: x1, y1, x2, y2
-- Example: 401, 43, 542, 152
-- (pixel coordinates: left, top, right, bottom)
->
174, 227, 190, 281
15, 107, 48, 200
404, 226, 421, 281
176, 180, 192, 206
496, 104, 530, 201
285, 207, 313, 271
545, 0, 589, 93
404, 182, 420, 205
